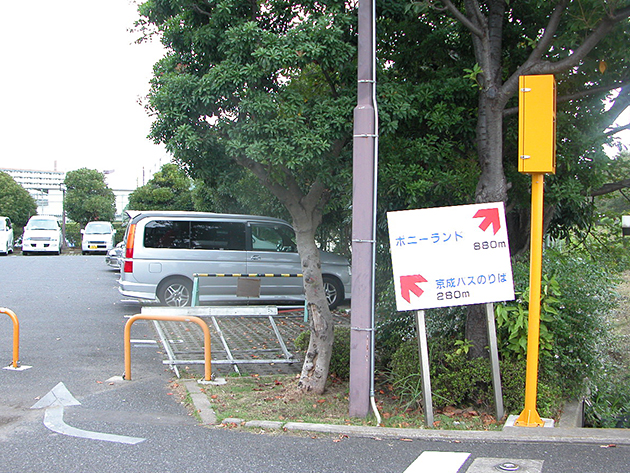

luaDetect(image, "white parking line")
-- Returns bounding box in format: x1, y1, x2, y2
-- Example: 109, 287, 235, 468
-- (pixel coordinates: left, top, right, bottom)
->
404, 451, 471, 473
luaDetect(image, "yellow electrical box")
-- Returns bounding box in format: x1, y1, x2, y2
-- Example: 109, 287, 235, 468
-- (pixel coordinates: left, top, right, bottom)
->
518, 75, 556, 174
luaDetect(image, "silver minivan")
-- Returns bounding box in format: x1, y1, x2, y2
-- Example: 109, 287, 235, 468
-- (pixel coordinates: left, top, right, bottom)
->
118, 211, 351, 308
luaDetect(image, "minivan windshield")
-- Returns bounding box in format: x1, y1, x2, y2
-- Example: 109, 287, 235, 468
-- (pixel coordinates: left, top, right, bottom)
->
85, 222, 112, 234
26, 219, 58, 230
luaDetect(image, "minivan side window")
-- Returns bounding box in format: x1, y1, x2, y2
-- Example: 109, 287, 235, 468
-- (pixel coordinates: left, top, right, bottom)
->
251, 224, 297, 252
191, 221, 246, 250
144, 220, 247, 250
144, 220, 190, 249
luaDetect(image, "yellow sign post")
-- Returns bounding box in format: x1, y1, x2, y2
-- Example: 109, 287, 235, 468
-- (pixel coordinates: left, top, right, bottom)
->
515, 75, 556, 427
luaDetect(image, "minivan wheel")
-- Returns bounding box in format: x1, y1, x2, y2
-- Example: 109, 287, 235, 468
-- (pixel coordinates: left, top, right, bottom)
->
158, 277, 193, 307
323, 276, 344, 310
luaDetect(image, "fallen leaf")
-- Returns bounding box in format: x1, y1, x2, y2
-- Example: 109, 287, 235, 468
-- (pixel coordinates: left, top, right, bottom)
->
400, 438, 413, 442
600, 444, 617, 448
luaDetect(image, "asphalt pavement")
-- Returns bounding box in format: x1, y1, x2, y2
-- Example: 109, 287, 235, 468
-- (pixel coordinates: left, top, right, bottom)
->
1, 253, 630, 473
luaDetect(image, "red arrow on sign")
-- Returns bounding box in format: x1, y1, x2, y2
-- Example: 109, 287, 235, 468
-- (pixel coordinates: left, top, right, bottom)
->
400, 274, 427, 303
473, 208, 501, 235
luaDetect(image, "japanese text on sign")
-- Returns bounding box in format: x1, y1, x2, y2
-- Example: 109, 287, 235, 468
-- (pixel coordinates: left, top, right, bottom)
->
387, 203, 515, 311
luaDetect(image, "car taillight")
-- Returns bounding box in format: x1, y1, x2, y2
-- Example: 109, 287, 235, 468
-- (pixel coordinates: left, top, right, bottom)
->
124, 223, 136, 273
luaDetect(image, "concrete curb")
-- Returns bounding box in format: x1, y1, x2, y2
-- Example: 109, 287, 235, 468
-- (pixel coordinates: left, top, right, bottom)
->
183, 380, 217, 425
184, 381, 630, 445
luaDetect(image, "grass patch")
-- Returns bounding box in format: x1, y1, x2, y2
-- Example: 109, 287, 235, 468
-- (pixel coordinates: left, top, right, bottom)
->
196, 373, 503, 431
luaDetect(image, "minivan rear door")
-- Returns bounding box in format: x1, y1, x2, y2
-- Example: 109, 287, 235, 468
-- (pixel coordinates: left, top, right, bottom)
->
246, 222, 304, 303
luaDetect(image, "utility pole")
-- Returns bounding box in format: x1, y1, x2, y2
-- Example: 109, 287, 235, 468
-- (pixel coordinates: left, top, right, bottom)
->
349, 0, 378, 418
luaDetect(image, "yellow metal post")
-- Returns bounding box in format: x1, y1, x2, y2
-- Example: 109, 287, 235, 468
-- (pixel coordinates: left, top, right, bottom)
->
516, 74, 556, 427
515, 173, 545, 427
124, 314, 212, 382
1, 307, 20, 368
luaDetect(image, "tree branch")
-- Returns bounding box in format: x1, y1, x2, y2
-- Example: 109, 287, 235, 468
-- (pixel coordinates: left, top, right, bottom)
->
503, 80, 630, 117
591, 178, 630, 197
605, 123, 630, 137
502, 4, 630, 99
439, 0, 484, 38
525, 0, 570, 66
530, 6, 630, 76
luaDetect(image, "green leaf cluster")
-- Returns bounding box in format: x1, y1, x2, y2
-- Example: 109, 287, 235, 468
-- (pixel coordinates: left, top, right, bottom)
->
63, 168, 115, 227
0, 172, 37, 228
495, 275, 561, 359
128, 163, 194, 211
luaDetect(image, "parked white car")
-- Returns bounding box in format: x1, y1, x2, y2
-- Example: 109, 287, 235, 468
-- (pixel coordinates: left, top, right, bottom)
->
81, 221, 115, 255
0, 216, 14, 255
22, 215, 62, 255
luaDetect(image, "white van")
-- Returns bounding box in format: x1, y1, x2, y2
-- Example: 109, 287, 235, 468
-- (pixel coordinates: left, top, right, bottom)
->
22, 215, 62, 255
0, 216, 14, 255
118, 211, 351, 308
81, 221, 115, 255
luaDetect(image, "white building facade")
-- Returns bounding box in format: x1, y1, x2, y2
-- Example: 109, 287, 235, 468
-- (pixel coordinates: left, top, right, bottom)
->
0, 168, 132, 220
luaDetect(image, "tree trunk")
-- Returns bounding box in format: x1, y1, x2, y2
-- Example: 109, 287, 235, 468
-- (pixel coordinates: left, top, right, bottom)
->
294, 221, 334, 394
465, 304, 489, 359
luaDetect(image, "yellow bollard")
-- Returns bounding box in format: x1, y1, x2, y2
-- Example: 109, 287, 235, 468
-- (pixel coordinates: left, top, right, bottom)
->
1, 307, 20, 369
124, 314, 212, 382
515, 173, 545, 427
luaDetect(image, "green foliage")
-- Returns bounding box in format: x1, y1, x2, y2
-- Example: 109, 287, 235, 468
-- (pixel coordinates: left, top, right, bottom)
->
294, 325, 351, 380
495, 275, 561, 359
388, 339, 562, 418
63, 221, 81, 248
584, 366, 630, 428
128, 163, 194, 211
64, 168, 115, 227
0, 171, 37, 227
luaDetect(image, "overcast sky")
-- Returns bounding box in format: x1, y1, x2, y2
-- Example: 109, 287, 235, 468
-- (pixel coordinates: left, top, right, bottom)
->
0, 0, 168, 190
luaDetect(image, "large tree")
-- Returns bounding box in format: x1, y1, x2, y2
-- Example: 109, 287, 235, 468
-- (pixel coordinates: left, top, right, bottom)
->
128, 163, 194, 211
0, 171, 37, 227
137, 0, 376, 393
396, 1, 630, 356
64, 168, 115, 227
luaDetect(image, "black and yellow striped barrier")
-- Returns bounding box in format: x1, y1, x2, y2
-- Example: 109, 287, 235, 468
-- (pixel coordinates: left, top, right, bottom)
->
191, 273, 304, 307
193, 273, 302, 278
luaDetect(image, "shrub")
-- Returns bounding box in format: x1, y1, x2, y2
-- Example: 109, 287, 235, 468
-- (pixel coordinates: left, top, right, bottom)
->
389, 338, 562, 419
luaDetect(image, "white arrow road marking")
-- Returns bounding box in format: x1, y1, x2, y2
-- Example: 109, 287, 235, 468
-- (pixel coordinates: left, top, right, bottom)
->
31, 382, 81, 409
404, 451, 471, 473
31, 382, 145, 445
43, 405, 145, 445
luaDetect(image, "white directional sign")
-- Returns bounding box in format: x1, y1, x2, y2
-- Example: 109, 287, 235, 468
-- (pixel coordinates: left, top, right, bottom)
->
387, 202, 515, 311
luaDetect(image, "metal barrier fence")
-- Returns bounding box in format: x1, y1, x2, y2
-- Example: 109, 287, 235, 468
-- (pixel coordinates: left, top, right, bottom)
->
141, 306, 298, 376
124, 313, 212, 381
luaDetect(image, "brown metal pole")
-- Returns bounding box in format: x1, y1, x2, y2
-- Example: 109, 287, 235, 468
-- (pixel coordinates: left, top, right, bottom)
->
349, 0, 377, 418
